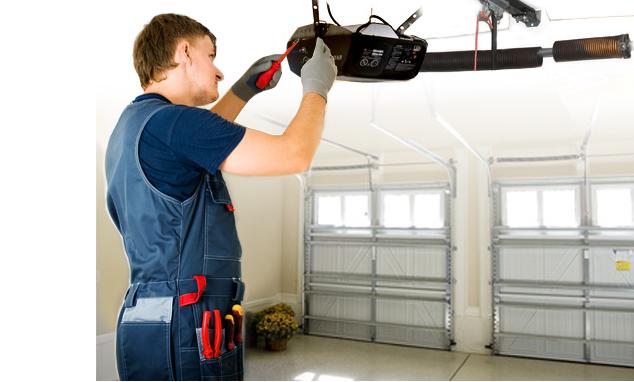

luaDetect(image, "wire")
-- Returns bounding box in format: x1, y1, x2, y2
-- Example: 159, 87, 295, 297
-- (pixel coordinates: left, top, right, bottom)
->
474, 10, 494, 71
356, 14, 399, 36
491, 12, 497, 70
474, 14, 480, 70
326, 2, 341, 26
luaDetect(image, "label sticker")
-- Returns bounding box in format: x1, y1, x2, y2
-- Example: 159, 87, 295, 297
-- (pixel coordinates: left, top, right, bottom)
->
616, 261, 631, 271
614, 249, 632, 272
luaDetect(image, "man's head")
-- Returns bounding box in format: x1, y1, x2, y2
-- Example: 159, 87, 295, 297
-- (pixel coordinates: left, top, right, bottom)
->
133, 14, 224, 105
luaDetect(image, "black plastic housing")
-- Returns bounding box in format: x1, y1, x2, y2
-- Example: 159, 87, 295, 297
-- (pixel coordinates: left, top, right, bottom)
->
287, 23, 428, 82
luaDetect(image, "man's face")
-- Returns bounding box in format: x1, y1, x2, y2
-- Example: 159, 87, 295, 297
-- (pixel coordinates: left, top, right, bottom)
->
188, 35, 224, 106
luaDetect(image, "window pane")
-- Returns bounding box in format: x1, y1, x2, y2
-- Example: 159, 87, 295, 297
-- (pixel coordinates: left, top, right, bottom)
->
413, 193, 443, 228
505, 190, 538, 227
383, 194, 411, 227
317, 196, 342, 226
596, 188, 633, 227
543, 189, 578, 227
344, 195, 370, 227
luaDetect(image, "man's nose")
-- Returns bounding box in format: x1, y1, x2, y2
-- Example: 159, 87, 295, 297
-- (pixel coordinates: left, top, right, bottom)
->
216, 69, 224, 81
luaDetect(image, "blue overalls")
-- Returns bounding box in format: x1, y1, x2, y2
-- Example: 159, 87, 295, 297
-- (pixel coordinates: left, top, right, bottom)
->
105, 98, 246, 380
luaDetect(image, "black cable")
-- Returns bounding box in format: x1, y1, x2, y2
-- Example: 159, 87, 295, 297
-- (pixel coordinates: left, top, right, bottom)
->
356, 14, 399, 36
326, 2, 341, 26
370, 15, 399, 35
491, 12, 497, 70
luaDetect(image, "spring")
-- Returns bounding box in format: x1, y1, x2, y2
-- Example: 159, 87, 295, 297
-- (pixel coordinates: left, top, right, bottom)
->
553, 34, 631, 62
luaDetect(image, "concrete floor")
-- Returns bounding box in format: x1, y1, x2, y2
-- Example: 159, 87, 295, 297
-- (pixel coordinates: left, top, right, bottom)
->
244, 334, 634, 381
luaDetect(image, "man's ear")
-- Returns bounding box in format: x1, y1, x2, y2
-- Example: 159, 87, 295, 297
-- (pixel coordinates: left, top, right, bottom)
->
173, 40, 192, 66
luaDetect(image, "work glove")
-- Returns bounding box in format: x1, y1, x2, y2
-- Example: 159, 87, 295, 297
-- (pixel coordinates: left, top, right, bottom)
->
301, 37, 337, 101
231, 54, 283, 102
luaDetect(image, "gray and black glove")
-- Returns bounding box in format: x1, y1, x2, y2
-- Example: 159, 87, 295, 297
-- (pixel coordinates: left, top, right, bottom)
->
301, 38, 337, 101
231, 54, 283, 102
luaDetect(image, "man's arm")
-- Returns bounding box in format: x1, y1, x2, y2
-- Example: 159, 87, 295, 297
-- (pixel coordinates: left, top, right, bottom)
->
219, 38, 336, 176
219, 92, 325, 175
210, 90, 246, 122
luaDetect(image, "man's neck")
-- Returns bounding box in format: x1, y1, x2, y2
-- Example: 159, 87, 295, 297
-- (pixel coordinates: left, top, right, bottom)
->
144, 83, 192, 106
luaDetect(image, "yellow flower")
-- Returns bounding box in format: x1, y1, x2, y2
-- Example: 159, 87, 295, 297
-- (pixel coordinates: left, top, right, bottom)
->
255, 311, 299, 340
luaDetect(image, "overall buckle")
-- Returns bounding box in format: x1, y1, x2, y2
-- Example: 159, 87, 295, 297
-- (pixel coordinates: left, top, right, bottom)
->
232, 278, 245, 302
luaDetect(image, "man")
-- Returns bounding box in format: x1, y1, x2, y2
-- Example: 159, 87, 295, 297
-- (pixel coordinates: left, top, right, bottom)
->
105, 13, 336, 381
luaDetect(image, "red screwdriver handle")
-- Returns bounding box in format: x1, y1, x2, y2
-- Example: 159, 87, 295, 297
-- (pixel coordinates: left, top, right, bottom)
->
255, 61, 281, 89
255, 40, 299, 90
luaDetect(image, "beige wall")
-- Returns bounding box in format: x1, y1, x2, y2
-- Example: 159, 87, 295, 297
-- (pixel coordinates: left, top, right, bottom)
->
223, 174, 285, 304
96, 146, 128, 335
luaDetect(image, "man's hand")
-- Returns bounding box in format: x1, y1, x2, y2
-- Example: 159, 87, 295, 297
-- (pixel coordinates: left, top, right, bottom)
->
230, 54, 283, 102
301, 38, 337, 101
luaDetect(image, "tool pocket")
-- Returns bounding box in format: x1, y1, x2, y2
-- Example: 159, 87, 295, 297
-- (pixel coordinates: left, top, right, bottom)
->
197, 346, 242, 381
194, 304, 243, 381
205, 172, 242, 266
220, 345, 242, 381
116, 297, 175, 381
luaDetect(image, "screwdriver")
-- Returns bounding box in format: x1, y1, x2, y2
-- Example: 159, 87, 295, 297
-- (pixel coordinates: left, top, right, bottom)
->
232, 304, 244, 344
255, 40, 300, 89
224, 314, 235, 352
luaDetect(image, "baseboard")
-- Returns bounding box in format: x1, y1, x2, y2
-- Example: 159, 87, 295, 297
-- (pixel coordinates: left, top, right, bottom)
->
242, 294, 281, 312
242, 293, 299, 315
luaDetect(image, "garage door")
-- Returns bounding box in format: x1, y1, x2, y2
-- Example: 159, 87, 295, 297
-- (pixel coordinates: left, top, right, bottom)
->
491, 179, 634, 367
303, 183, 455, 349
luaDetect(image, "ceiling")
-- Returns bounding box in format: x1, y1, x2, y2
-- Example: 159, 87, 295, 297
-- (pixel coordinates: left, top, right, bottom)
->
97, 0, 634, 162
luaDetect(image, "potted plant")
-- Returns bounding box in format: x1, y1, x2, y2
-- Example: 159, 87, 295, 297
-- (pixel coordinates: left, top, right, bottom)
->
252, 303, 295, 336
254, 305, 299, 351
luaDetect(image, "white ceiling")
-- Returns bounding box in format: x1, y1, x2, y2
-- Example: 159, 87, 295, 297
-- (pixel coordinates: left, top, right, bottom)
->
97, 0, 634, 162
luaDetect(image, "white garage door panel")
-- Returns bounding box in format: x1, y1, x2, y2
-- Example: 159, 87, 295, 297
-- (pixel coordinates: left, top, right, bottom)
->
312, 244, 372, 274
590, 343, 634, 367
590, 311, 634, 342
308, 294, 371, 321
500, 306, 584, 338
309, 319, 373, 340
375, 326, 448, 349
499, 247, 583, 283
498, 335, 585, 362
376, 299, 445, 328
589, 248, 634, 286
377, 246, 447, 279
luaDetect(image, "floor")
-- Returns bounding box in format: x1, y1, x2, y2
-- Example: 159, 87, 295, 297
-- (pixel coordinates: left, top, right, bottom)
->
244, 334, 634, 381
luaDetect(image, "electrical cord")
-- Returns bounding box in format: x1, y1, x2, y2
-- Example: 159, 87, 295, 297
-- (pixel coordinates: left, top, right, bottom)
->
474, 10, 494, 71
326, 2, 341, 26
491, 12, 497, 70
356, 15, 399, 36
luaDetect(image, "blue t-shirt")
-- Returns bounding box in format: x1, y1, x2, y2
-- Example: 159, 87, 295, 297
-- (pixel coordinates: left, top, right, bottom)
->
136, 93, 246, 201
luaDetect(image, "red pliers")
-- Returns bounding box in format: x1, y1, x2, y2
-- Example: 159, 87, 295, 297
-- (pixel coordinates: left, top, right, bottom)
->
202, 309, 223, 359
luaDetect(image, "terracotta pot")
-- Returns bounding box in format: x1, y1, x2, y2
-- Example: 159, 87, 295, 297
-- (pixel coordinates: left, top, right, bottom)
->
265, 338, 288, 351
